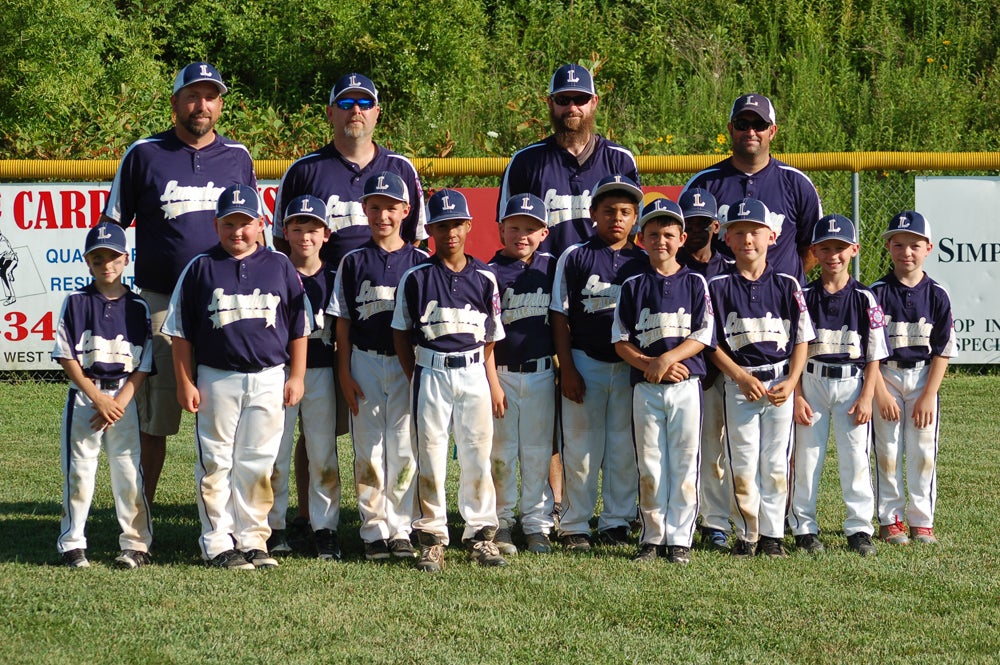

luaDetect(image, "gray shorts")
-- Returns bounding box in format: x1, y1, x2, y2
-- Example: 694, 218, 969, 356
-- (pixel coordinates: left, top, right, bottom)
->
135, 289, 182, 437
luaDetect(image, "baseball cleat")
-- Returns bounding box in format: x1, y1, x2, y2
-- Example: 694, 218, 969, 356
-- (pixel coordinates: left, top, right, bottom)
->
847, 532, 876, 556
208, 549, 255, 570
467, 540, 507, 567
364, 539, 391, 561
909, 527, 938, 544
561, 533, 592, 552
114, 549, 152, 569
388, 538, 418, 559
62, 548, 90, 569
524, 532, 552, 554
878, 518, 910, 545
314, 529, 342, 561
597, 526, 630, 546
666, 545, 691, 564
494, 527, 518, 556
243, 549, 279, 569
632, 543, 659, 563
266, 529, 292, 555
731, 540, 756, 558
757, 536, 788, 558
794, 533, 825, 554
700, 527, 730, 551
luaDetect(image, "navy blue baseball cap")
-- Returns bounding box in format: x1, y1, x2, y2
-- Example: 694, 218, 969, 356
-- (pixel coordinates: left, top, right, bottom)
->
361, 172, 410, 204
216, 184, 263, 219
679, 188, 719, 221
639, 198, 685, 230
500, 193, 548, 226
812, 214, 858, 244
719, 197, 770, 228
426, 189, 472, 225
329, 73, 379, 105
84, 222, 128, 256
882, 210, 932, 242
730, 93, 776, 124
549, 64, 596, 96
283, 195, 329, 227
172, 62, 228, 95
591, 174, 643, 205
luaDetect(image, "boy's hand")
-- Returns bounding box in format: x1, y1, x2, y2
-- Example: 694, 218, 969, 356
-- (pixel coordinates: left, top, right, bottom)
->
848, 395, 873, 425
283, 376, 305, 408
912, 391, 937, 428
767, 379, 794, 407
339, 369, 365, 416
491, 384, 507, 419
735, 371, 766, 402
661, 362, 690, 384
177, 383, 200, 413
643, 354, 673, 383
560, 366, 586, 404
793, 393, 814, 426
875, 387, 900, 422
89, 393, 124, 431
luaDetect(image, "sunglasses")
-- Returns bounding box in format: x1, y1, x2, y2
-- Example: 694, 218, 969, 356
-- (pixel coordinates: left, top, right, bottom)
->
552, 94, 593, 107
335, 97, 376, 111
732, 117, 771, 132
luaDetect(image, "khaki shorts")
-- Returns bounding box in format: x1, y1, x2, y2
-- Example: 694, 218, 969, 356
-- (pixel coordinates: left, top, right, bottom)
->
135, 289, 183, 437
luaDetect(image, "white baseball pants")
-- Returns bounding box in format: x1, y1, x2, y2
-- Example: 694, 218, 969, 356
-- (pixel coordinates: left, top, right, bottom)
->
698, 374, 732, 533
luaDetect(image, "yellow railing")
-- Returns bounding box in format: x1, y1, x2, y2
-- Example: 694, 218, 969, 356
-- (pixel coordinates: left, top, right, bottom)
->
1, 152, 998, 181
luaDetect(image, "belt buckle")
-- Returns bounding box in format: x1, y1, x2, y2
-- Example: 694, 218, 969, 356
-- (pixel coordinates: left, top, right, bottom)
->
444, 355, 467, 369
98, 378, 119, 390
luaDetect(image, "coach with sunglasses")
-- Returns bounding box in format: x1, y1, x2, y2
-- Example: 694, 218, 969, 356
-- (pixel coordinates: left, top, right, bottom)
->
683, 94, 822, 282
273, 73, 426, 266
499, 64, 639, 257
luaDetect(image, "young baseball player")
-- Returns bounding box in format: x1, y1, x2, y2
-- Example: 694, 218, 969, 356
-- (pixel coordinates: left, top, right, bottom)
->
788, 214, 888, 556
163, 184, 309, 570
551, 174, 647, 552
330, 171, 428, 562
391, 189, 507, 572
870, 211, 956, 545
488, 193, 557, 555
53, 223, 154, 569
613, 199, 716, 564
267, 195, 343, 560
707, 197, 815, 558
677, 187, 735, 551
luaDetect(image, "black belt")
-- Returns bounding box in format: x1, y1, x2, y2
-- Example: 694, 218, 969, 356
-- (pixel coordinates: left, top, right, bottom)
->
233, 364, 265, 373
500, 357, 553, 373
94, 378, 123, 390
885, 360, 926, 369
443, 351, 481, 368
356, 345, 396, 357
807, 361, 861, 379
748, 362, 789, 381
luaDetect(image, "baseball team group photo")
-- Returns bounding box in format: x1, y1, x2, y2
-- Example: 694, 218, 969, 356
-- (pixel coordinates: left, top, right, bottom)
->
3, 2, 999, 661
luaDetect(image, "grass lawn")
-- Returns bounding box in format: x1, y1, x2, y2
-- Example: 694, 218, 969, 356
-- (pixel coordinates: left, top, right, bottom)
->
1, 376, 997, 664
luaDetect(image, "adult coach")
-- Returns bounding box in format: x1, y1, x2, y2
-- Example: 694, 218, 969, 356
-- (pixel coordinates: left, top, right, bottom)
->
499, 64, 640, 257
101, 62, 257, 505
683, 93, 822, 282
272, 72, 426, 267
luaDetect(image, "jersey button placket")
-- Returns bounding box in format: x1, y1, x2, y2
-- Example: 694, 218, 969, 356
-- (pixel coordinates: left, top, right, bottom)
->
751, 282, 760, 303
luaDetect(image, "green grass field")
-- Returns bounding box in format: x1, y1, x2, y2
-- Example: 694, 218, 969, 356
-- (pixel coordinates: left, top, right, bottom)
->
1, 376, 998, 664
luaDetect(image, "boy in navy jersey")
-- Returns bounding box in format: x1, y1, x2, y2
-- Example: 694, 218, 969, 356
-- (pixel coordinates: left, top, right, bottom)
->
164, 185, 309, 570
789, 215, 887, 556
707, 198, 815, 558
267, 195, 343, 560
488, 194, 558, 555
613, 199, 715, 564
678, 188, 735, 551
391, 189, 507, 572
551, 174, 647, 552
53, 223, 154, 569
331, 172, 428, 561
870, 211, 956, 545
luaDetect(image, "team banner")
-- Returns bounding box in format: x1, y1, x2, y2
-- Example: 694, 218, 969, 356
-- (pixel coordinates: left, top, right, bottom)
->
917, 176, 1000, 364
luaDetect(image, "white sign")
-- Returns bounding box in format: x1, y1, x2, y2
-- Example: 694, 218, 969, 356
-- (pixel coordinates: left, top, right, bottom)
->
917, 176, 1000, 364
0, 183, 278, 371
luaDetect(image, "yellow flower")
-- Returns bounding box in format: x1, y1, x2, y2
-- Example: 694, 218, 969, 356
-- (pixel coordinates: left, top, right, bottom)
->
942, 40, 951, 45
926, 57, 934, 63
666, 134, 674, 144
716, 133, 727, 145
656, 136, 664, 143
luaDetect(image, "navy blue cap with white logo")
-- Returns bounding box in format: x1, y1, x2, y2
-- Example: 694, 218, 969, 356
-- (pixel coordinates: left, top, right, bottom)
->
719, 197, 770, 228
216, 184, 263, 219
639, 198, 685, 230
730, 93, 776, 124
501, 193, 548, 226
679, 188, 719, 221
84, 222, 128, 256
329, 73, 379, 105
426, 189, 472, 225
591, 174, 643, 205
549, 64, 596, 96
811, 214, 858, 244
172, 62, 228, 95
283, 195, 329, 228
882, 210, 932, 242
361, 171, 409, 204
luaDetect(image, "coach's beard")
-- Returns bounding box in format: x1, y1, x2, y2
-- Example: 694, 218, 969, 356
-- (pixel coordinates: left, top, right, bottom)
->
551, 112, 595, 142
